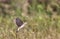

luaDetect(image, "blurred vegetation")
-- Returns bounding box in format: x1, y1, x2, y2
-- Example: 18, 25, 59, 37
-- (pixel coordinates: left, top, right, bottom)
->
0, 0, 60, 39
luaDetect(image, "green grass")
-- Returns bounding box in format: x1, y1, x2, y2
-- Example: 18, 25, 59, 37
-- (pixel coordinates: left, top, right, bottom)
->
0, 0, 60, 39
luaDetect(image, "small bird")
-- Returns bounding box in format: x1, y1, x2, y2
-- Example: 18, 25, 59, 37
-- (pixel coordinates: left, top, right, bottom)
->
15, 17, 27, 32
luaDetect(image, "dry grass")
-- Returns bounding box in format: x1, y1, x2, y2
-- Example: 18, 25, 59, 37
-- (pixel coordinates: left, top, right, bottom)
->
0, 0, 60, 39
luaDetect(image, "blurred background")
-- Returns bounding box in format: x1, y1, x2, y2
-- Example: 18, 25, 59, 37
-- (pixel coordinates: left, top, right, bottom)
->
0, 0, 60, 39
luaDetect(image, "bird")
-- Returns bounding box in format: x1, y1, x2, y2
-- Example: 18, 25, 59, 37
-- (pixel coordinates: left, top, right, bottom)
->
16, 17, 23, 27
15, 17, 27, 32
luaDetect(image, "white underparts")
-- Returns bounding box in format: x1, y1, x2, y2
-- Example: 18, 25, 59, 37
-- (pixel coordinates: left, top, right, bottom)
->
17, 22, 27, 31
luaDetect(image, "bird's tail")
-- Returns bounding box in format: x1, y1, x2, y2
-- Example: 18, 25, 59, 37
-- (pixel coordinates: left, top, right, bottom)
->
17, 22, 27, 32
